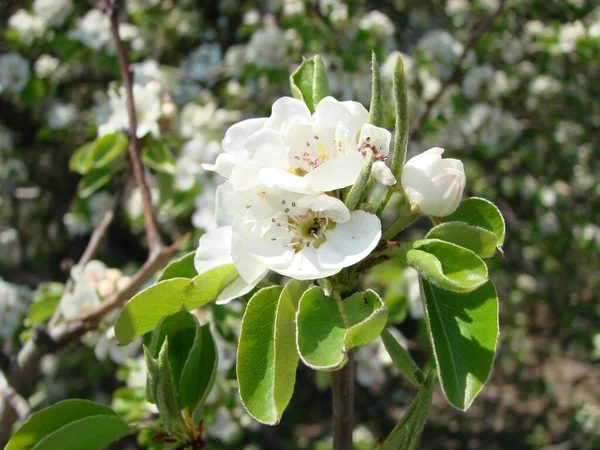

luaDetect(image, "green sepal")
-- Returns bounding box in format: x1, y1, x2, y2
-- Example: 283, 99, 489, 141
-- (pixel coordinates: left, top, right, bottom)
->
368, 51, 384, 126
290, 55, 330, 113
390, 54, 409, 181
344, 151, 375, 211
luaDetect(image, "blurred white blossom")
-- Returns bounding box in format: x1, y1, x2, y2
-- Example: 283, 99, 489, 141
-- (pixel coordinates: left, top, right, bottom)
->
0, 279, 30, 341
0, 53, 30, 94
8, 10, 46, 45
33, 0, 73, 27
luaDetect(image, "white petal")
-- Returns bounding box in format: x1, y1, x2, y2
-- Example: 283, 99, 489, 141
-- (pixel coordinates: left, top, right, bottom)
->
229, 160, 262, 190
296, 194, 350, 223
257, 167, 314, 194
223, 118, 268, 156
243, 128, 288, 169
264, 97, 312, 135
202, 153, 240, 179
194, 226, 233, 275
340, 100, 369, 133
215, 271, 267, 304
358, 124, 392, 156
313, 97, 356, 143
371, 161, 397, 186
304, 150, 365, 192
271, 246, 341, 280
318, 210, 381, 269
214, 182, 250, 226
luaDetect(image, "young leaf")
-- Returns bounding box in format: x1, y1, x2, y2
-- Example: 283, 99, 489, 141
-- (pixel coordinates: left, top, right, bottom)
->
25, 297, 60, 326
368, 52, 384, 126
30, 416, 130, 450
442, 197, 505, 249
148, 308, 198, 394
380, 371, 435, 450
155, 339, 188, 437
142, 141, 176, 175
426, 222, 499, 258
390, 53, 409, 181
69, 142, 96, 174
296, 287, 387, 371
144, 345, 159, 404
290, 55, 330, 113
77, 167, 113, 198
237, 281, 310, 424
157, 252, 197, 282
115, 264, 239, 345
92, 132, 128, 169
381, 328, 424, 387
395, 239, 488, 293
420, 279, 499, 410
344, 151, 375, 211
6, 399, 122, 450
179, 323, 218, 412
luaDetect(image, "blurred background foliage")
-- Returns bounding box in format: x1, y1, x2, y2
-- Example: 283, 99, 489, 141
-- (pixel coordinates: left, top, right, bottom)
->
0, 0, 599, 448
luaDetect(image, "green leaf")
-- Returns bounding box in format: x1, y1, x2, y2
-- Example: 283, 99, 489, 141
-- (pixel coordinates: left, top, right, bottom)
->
77, 167, 112, 198
368, 52, 384, 126
396, 239, 488, 293
179, 323, 218, 412
237, 280, 310, 424
155, 339, 187, 437
380, 372, 435, 450
158, 252, 197, 282
31, 415, 130, 450
25, 296, 60, 326
6, 399, 120, 450
390, 53, 409, 180
93, 132, 128, 169
290, 55, 330, 113
115, 264, 239, 345
420, 279, 499, 410
296, 287, 387, 371
344, 151, 375, 211
69, 142, 96, 174
142, 141, 176, 174
381, 328, 424, 387
426, 222, 499, 258
442, 197, 505, 249
148, 308, 198, 394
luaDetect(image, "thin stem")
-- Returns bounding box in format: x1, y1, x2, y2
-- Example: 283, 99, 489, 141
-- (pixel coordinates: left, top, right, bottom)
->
331, 349, 355, 450
105, 0, 162, 254
375, 189, 394, 217
382, 196, 420, 241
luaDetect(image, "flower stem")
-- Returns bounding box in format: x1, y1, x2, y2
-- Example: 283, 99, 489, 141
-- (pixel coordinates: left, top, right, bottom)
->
331, 349, 355, 450
382, 197, 419, 240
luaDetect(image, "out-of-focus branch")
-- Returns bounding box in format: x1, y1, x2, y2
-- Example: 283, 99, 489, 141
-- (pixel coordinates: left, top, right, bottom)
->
105, 0, 162, 254
409, 0, 507, 141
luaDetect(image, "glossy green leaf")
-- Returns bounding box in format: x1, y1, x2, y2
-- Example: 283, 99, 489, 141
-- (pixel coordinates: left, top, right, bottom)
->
368, 52, 384, 126
296, 287, 387, 371
396, 239, 488, 293
420, 279, 499, 410
142, 141, 176, 174
69, 142, 95, 174
148, 308, 198, 394
237, 281, 310, 424
390, 53, 409, 180
381, 328, 424, 387
115, 264, 239, 345
380, 372, 435, 450
442, 197, 505, 248
426, 222, 499, 258
290, 55, 329, 113
92, 132, 128, 169
6, 399, 119, 450
77, 167, 112, 198
158, 252, 197, 281
155, 339, 187, 437
30, 415, 130, 450
179, 323, 218, 411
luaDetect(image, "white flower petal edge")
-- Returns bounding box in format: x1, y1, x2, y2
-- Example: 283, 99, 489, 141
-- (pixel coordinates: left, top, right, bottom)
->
194, 226, 267, 304
318, 210, 382, 269
401, 147, 466, 217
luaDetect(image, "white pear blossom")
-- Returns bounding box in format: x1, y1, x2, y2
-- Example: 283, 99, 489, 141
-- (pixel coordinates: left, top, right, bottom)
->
47, 102, 78, 129
181, 44, 222, 82
33, 0, 73, 27
0, 53, 30, 94
401, 147, 466, 217
358, 10, 395, 40
68, 9, 112, 51
98, 82, 162, 138
204, 96, 395, 194
246, 25, 289, 69
34, 55, 60, 79
8, 10, 46, 45
195, 185, 381, 302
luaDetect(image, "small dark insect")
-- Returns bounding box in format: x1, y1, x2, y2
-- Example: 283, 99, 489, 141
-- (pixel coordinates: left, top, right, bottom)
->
362, 296, 368, 305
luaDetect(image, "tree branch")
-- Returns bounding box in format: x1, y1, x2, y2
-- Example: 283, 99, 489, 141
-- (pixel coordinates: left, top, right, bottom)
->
104, 0, 162, 254
409, 0, 507, 141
